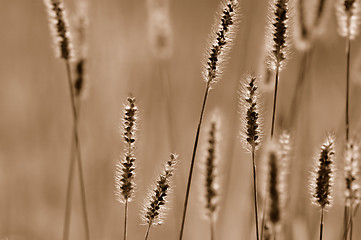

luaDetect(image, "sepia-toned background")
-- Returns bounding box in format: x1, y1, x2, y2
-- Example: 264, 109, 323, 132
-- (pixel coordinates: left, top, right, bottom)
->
1, 0, 361, 239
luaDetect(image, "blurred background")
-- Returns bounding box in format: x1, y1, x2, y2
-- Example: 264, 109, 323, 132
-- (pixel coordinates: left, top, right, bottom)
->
1, 0, 361, 239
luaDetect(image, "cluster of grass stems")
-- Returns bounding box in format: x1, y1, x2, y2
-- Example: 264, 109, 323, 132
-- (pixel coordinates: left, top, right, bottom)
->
40, 0, 361, 239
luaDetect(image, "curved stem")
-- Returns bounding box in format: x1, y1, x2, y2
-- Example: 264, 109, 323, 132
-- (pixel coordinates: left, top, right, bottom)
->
144, 220, 152, 240
65, 61, 90, 240
271, 66, 280, 138
252, 149, 260, 240
179, 82, 210, 240
124, 199, 128, 240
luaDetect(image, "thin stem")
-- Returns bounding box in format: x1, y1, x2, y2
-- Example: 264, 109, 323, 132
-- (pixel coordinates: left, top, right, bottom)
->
62, 131, 77, 240
63, 100, 82, 240
345, 36, 351, 142
144, 220, 152, 240
288, 50, 309, 129
179, 82, 210, 240
271, 66, 280, 138
252, 149, 260, 240
319, 208, 324, 240
343, 205, 349, 240
345, 203, 360, 238
260, 188, 268, 240
210, 218, 215, 240
349, 204, 353, 240
124, 199, 128, 240
65, 60, 90, 240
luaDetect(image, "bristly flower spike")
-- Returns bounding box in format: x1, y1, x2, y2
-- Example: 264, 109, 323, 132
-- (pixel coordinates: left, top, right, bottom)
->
267, 0, 289, 71
203, 0, 239, 88
241, 74, 262, 152
115, 97, 138, 203
344, 140, 360, 207
44, 0, 74, 60
310, 135, 335, 209
336, 0, 361, 40
143, 154, 178, 240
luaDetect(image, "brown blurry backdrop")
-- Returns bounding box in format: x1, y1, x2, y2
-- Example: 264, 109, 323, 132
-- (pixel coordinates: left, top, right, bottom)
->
1, 0, 361, 239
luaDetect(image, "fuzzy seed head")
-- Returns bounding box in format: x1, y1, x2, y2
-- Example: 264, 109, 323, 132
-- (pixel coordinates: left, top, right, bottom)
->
202, 114, 221, 220
344, 140, 361, 207
115, 97, 138, 203
264, 140, 285, 226
44, 0, 74, 60
146, 0, 173, 59
336, 0, 361, 39
267, 0, 289, 71
310, 135, 335, 209
142, 153, 178, 225
203, 0, 239, 87
293, 0, 311, 51
241, 74, 262, 152
73, 0, 88, 98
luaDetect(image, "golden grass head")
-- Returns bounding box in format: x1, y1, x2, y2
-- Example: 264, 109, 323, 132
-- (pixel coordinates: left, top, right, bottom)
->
267, 0, 289, 71
142, 153, 178, 225
203, 0, 239, 88
310, 134, 335, 209
44, 0, 74, 60
146, 0, 173, 60
240, 73, 262, 152
202, 112, 221, 220
336, 0, 361, 40
344, 139, 361, 207
115, 96, 138, 203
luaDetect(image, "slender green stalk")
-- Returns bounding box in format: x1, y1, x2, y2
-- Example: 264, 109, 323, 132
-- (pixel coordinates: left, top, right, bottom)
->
271, 67, 279, 138
319, 208, 324, 240
65, 60, 90, 240
179, 82, 210, 240
252, 150, 260, 240
144, 220, 152, 240
124, 199, 128, 240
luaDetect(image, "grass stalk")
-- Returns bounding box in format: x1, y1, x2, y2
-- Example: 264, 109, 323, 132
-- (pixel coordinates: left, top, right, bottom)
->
319, 208, 324, 240
144, 220, 152, 240
65, 60, 90, 240
210, 218, 215, 240
124, 199, 128, 240
179, 82, 210, 240
345, 36, 351, 142
271, 67, 279, 138
62, 132, 76, 240
252, 149, 260, 240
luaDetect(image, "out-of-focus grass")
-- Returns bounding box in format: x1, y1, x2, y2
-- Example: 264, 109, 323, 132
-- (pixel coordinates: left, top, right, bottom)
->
0, 0, 360, 239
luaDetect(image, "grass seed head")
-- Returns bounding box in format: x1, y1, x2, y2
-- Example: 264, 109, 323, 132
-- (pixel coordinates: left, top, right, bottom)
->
44, 0, 74, 60
240, 74, 262, 152
203, 0, 239, 88
310, 135, 335, 209
336, 0, 361, 39
344, 139, 361, 207
115, 96, 138, 203
267, 0, 289, 71
202, 113, 221, 220
142, 153, 178, 225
